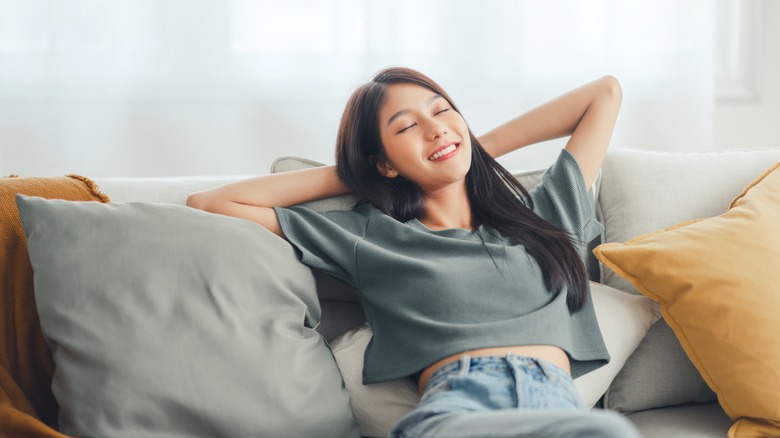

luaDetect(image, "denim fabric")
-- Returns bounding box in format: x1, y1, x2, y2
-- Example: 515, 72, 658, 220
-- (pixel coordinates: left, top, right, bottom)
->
389, 354, 640, 438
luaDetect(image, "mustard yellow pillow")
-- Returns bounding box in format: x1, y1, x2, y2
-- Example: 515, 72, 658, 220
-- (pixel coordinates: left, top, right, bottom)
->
593, 162, 780, 438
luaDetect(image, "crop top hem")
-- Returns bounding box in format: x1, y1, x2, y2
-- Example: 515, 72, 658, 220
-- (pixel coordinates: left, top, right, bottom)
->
361, 339, 610, 384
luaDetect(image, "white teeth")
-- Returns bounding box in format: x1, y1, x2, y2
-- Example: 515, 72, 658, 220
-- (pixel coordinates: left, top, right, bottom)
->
428, 144, 457, 161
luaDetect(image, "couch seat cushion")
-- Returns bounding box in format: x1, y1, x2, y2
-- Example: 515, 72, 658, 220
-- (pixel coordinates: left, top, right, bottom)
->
626, 403, 731, 438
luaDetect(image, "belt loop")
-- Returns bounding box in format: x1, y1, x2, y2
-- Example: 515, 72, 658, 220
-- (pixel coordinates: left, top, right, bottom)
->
533, 358, 549, 379
457, 354, 471, 377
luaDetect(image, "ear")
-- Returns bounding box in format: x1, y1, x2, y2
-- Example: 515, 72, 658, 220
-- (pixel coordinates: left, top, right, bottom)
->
369, 156, 398, 178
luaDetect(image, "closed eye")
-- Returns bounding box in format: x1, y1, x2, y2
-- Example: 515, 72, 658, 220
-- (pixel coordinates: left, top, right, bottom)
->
398, 123, 417, 134
397, 108, 449, 134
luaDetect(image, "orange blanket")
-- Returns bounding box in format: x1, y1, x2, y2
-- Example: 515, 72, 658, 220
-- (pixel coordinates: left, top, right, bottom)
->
0, 175, 108, 437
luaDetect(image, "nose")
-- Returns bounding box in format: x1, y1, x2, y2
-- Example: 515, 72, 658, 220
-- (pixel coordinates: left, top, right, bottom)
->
423, 118, 447, 141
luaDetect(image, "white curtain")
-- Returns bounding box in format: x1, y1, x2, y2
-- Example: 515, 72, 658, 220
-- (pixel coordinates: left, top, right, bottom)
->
0, 0, 715, 177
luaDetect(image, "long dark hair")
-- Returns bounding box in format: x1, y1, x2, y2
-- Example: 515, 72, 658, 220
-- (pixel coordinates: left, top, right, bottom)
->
335, 67, 589, 313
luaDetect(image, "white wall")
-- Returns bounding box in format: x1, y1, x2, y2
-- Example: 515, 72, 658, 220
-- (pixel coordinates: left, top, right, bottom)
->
0, 1, 776, 178
715, 0, 780, 152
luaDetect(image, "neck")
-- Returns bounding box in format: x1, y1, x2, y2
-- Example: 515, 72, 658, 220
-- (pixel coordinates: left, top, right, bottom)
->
418, 183, 473, 231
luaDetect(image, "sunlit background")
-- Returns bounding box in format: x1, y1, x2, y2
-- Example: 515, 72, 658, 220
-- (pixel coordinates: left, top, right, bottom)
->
1, 0, 776, 177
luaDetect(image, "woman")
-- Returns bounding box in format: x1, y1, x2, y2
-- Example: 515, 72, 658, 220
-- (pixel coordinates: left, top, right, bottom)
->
187, 67, 639, 437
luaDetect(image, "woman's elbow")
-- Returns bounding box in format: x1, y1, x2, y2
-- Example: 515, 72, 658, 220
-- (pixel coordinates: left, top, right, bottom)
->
601, 75, 622, 101
186, 191, 213, 211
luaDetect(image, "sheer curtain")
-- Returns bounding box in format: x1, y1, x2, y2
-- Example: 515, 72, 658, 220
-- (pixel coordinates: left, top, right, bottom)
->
0, 0, 715, 177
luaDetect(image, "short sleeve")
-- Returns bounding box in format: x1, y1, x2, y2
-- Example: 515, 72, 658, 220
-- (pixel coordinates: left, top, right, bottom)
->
528, 149, 604, 246
273, 205, 368, 286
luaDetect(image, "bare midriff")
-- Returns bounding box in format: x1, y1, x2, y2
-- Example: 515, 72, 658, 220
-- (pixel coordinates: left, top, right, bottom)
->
417, 345, 571, 393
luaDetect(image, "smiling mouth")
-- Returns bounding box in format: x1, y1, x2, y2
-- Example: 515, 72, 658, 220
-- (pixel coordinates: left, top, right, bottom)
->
428, 144, 458, 161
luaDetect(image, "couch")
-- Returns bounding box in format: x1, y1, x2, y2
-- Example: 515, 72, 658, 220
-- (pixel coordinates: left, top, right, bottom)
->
4, 147, 779, 437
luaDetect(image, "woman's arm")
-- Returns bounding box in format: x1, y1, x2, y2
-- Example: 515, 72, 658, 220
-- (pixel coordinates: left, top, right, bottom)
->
478, 75, 622, 189
186, 165, 350, 239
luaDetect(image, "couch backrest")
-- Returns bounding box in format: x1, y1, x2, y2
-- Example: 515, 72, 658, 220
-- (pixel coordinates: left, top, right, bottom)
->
95, 176, 249, 205
597, 147, 780, 294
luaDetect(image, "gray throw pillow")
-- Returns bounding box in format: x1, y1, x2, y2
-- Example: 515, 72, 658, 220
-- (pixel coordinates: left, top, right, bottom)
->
271, 156, 361, 213
16, 195, 359, 438
602, 319, 716, 412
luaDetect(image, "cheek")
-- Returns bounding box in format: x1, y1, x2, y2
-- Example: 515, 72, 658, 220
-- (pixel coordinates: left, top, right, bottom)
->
381, 140, 411, 169
380, 130, 403, 154
448, 113, 468, 132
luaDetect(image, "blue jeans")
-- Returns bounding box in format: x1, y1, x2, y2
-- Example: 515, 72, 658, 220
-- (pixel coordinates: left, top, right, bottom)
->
388, 354, 641, 438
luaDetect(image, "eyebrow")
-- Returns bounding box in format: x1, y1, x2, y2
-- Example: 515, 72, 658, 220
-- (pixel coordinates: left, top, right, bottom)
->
385, 94, 444, 128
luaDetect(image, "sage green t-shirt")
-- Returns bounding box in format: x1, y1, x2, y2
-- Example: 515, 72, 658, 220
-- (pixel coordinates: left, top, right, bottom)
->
274, 149, 608, 384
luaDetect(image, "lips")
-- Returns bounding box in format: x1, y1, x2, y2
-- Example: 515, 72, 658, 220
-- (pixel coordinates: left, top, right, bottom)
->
427, 143, 459, 161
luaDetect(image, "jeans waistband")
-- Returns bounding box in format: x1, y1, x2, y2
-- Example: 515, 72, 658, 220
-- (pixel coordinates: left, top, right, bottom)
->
424, 353, 570, 394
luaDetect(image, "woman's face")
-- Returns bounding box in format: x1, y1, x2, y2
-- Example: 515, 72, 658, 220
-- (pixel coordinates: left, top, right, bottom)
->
376, 83, 472, 195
